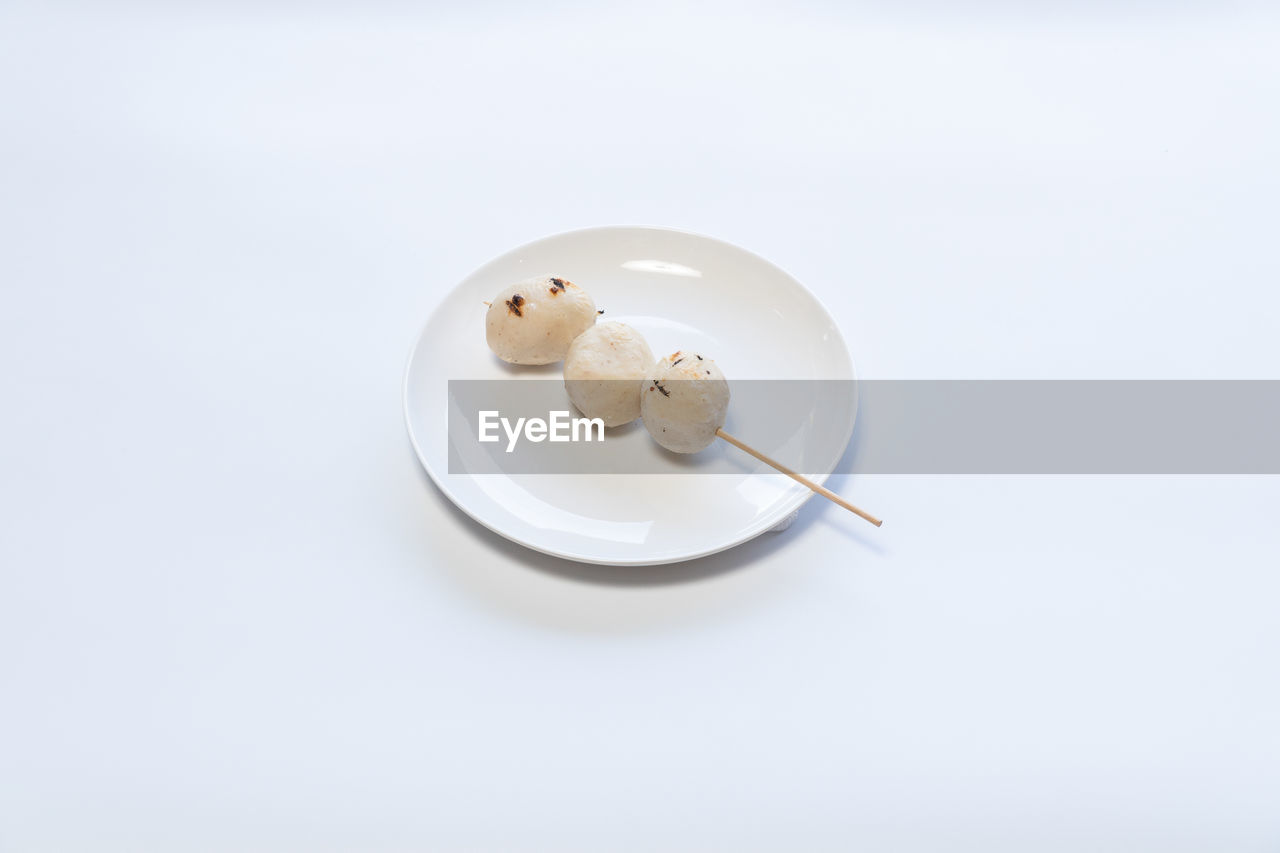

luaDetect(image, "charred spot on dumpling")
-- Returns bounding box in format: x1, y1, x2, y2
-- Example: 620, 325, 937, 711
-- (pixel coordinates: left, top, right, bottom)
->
695, 354, 703, 360
548, 277, 567, 294
655, 382, 670, 397
597, 309, 605, 314
671, 357, 683, 366
505, 294, 525, 317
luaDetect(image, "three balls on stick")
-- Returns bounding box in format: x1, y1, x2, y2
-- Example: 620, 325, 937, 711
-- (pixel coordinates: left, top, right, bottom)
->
482, 274, 880, 526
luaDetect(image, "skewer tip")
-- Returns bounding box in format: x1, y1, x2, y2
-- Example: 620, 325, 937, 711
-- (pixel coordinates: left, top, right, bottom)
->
714, 427, 882, 529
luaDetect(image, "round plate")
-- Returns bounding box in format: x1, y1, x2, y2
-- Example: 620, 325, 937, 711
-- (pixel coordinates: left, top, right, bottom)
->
404, 226, 856, 566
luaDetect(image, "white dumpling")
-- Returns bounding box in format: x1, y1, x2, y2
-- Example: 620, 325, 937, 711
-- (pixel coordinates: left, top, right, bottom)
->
641, 350, 729, 453
563, 322, 654, 427
485, 275, 597, 365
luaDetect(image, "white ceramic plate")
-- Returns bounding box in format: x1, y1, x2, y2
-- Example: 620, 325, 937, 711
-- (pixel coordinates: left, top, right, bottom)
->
403, 226, 856, 566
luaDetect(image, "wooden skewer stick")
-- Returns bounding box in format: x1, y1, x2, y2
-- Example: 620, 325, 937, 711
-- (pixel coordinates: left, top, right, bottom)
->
715, 427, 882, 528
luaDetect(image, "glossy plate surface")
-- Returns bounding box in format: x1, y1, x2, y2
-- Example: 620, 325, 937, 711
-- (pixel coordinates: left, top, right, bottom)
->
404, 226, 855, 565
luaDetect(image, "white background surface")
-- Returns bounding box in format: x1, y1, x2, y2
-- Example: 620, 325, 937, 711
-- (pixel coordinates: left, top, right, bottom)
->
2, 2, 1278, 850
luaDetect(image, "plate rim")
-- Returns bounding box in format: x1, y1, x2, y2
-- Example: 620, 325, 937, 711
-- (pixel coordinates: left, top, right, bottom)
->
402, 223, 857, 567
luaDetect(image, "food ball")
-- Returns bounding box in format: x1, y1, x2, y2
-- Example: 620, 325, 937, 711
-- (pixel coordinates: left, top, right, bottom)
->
563, 322, 654, 427
641, 350, 729, 453
485, 275, 597, 365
